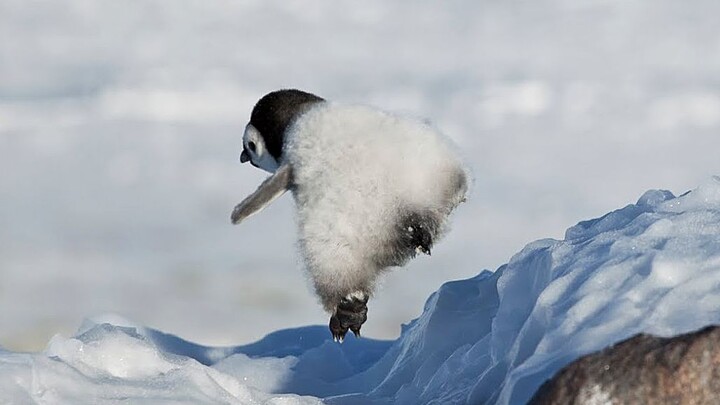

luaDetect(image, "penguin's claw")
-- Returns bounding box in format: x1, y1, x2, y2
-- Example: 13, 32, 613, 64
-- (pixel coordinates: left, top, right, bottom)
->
329, 316, 347, 343
329, 293, 368, 343
404, 213, 434, 258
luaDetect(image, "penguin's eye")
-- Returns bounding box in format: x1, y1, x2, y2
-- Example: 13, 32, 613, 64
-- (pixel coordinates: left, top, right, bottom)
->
248, 141, 257, 153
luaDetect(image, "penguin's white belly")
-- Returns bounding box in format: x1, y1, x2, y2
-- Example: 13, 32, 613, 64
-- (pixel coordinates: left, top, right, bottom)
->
284, 104, 467, 302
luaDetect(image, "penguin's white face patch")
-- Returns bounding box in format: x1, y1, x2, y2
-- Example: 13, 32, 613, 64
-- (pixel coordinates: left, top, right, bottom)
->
243, 124, 280, 173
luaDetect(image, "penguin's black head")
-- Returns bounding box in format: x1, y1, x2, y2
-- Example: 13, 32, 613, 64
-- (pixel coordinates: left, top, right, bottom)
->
241, 89, 324, 173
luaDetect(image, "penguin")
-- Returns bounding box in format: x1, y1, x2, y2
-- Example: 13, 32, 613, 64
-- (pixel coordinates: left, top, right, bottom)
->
232, 89, 468, 342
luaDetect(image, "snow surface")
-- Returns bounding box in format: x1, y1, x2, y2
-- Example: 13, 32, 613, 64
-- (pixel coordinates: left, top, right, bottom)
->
3, 0, 720, 350
3, 178, 720, 404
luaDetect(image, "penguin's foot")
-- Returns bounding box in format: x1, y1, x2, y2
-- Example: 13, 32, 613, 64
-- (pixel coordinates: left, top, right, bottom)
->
329, 292, 368, 343
405, 214, 433, 257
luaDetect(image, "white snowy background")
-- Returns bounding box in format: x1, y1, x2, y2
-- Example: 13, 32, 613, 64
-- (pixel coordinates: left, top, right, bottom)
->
2, 0, 719, 356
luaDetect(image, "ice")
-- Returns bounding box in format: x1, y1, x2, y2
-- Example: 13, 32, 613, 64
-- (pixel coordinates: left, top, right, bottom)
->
1, 321, 323, 405
2, 179, 719, 404
46, 324, 178, 379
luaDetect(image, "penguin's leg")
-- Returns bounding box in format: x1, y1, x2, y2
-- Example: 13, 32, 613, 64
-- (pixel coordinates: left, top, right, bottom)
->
403, 211, 436, 256
329, 291, 368, 343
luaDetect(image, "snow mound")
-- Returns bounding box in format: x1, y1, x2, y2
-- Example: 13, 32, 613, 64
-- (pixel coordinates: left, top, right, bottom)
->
3, 177, 720, 404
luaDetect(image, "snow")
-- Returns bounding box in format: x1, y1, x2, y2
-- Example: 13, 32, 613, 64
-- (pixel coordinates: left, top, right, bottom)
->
2, 0, 720, 349
2, 0, 720, 401
2, 178, 720, 404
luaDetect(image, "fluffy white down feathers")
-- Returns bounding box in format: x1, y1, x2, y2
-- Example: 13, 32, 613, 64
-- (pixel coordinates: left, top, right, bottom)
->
284, 103, 469, 310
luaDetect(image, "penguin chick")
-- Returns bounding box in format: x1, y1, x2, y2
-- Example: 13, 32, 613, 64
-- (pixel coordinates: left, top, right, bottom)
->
232, 89, 469, 342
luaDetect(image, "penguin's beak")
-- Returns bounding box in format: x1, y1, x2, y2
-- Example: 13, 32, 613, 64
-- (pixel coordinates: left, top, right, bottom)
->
240, 149, 250, 163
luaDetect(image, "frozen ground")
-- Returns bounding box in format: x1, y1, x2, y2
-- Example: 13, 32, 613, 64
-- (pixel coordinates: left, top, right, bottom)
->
2, 178, 719, 404
2, 1, 720, 350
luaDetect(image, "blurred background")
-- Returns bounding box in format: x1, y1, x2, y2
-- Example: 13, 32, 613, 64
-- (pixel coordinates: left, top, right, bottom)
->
1, 0, 718, 351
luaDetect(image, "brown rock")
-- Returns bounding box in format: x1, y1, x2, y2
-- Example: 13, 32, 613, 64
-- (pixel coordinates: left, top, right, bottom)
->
530, 325, 720, 405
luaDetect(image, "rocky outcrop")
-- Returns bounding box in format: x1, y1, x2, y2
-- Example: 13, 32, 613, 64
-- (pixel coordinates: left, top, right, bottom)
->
530, 325, 720, 405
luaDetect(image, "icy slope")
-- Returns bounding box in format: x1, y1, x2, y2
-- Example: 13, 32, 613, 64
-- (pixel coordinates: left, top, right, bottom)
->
2, 178, 720, 404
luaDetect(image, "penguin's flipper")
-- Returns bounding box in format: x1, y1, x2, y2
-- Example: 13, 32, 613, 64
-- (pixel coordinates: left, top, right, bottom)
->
231, 164, 292, 225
